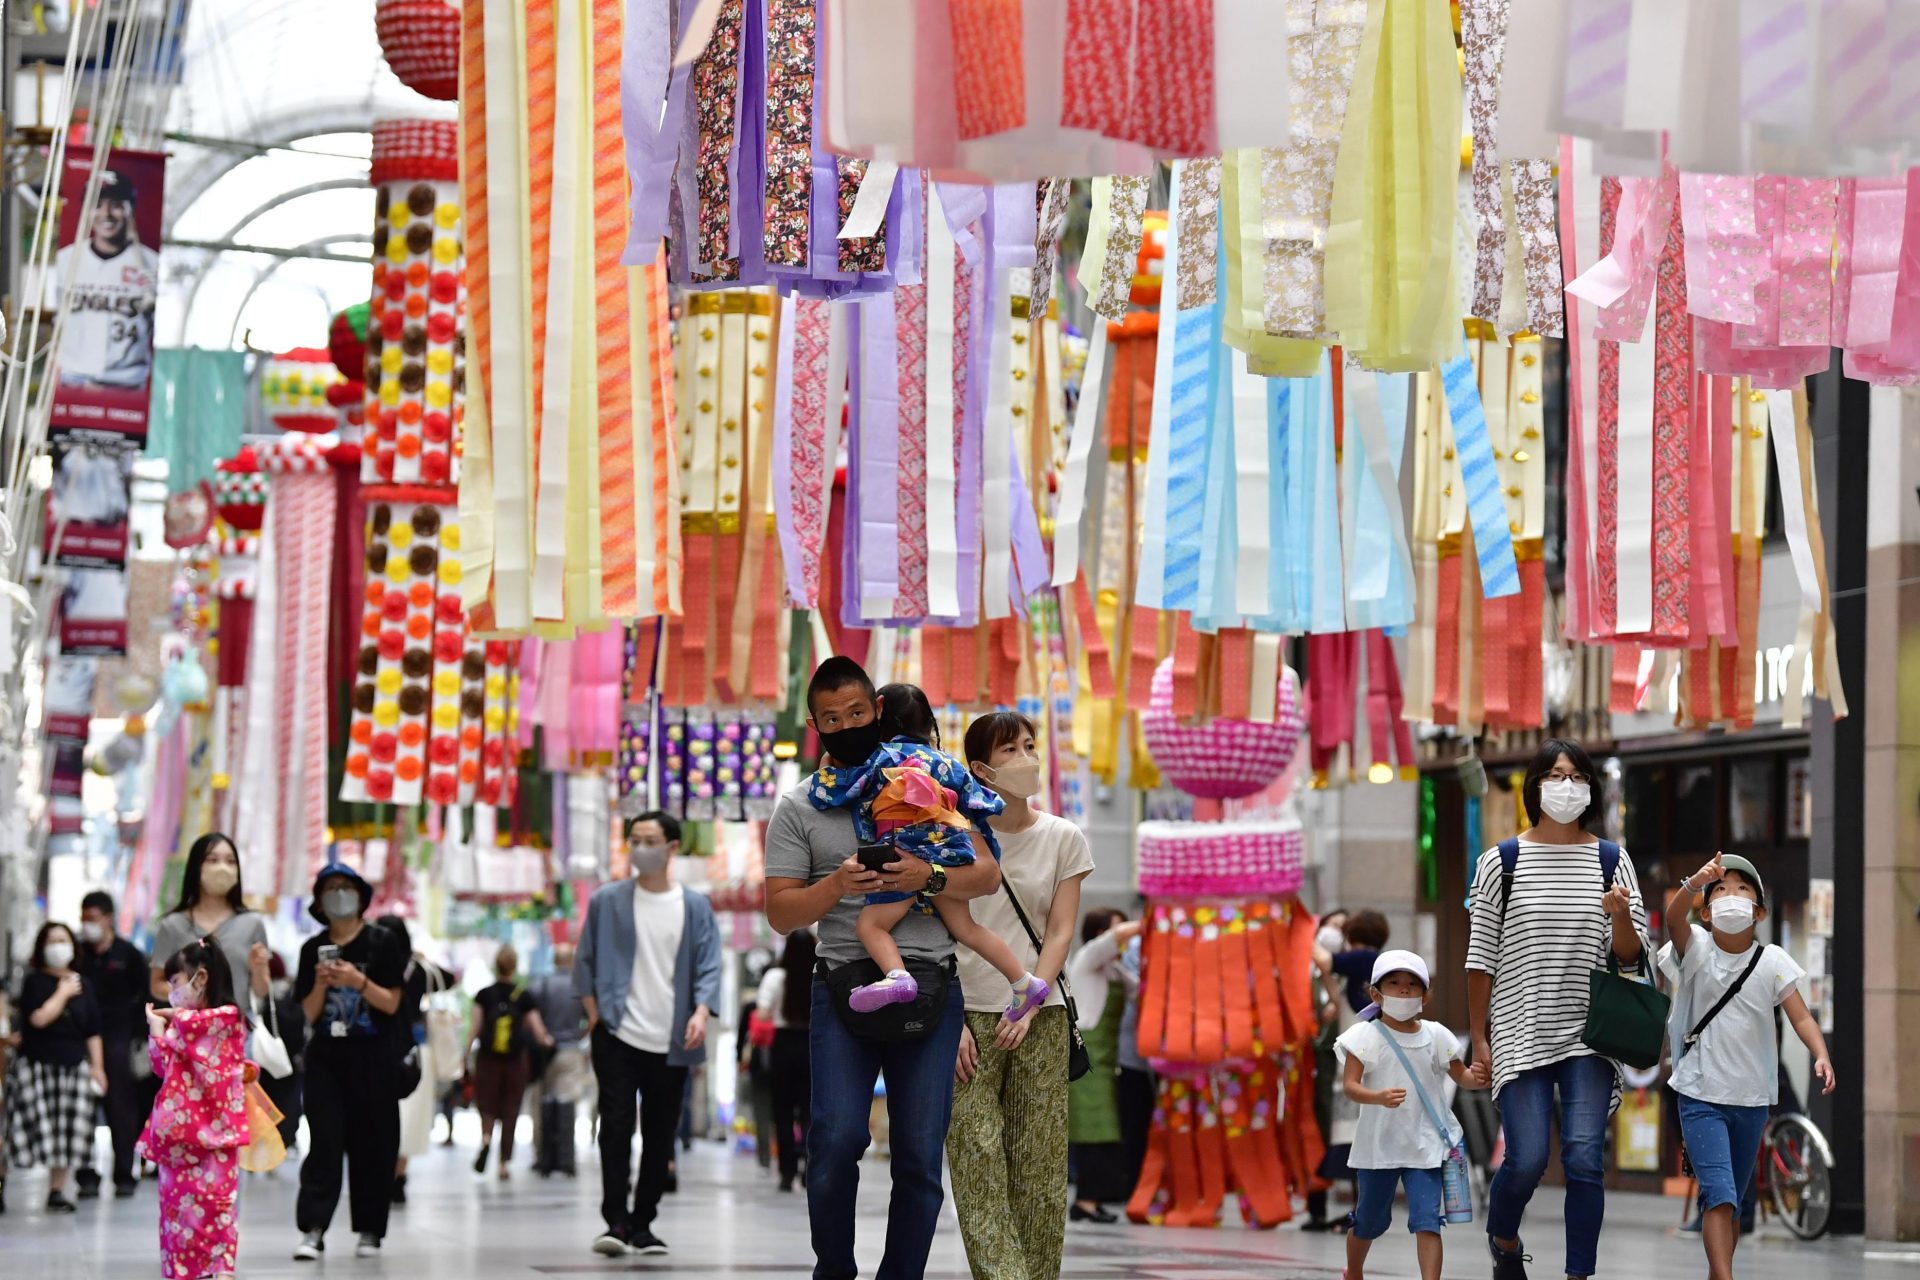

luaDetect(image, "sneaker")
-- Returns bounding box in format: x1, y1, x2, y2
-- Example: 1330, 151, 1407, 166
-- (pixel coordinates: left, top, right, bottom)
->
293, 1232, 325, 1261
356, 1234, 382, 1258
391, 1174, 407, 1205
76, 1180, 101, 1201
46, 1191, 78, 1214
628, 1229, 669, 1256
1489, 1238, 1531, 1280
592, 1226, 632, 1257
849, 970, 919, 1013
1003, 974, 1052, 1023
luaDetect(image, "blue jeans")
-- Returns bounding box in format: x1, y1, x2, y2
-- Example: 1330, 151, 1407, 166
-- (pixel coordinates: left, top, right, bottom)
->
1676, 1095, 1768, 1215
807, 973, 966, 1280
1488, 1054, 1613, 1277
1353, 1166, 1445, 1238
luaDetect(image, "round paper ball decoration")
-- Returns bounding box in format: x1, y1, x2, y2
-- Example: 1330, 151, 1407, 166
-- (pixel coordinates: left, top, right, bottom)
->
1140, 658, 1304, 800
261, 347, 344, 433
330, 303, 369, 382
213, 448, 267, 531
375, 0, 459, 101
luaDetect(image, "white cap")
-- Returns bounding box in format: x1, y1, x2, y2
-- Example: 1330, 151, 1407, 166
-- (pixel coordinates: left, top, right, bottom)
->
1371, 949, 1431, 989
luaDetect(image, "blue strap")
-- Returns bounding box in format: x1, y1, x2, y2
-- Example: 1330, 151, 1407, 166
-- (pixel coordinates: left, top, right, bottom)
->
1598, 839, 1621, 886
1371, 1021, 1458, 1150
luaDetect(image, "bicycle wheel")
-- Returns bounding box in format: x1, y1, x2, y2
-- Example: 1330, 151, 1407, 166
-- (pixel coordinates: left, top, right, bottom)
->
1766, 1114, 1833, 1240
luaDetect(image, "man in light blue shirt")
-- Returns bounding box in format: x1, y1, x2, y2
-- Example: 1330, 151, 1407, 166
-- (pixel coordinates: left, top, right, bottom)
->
573, 811, 720, 1258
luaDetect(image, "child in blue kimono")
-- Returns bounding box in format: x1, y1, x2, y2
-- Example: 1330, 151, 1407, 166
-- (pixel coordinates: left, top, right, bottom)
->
809, 684, 1050, 1019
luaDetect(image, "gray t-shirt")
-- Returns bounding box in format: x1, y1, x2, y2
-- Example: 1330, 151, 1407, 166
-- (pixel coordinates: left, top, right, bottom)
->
149, 908, 268, 1001
764, 782, 955, 967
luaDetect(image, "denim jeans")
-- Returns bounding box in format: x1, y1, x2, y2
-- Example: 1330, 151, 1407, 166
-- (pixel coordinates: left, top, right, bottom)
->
1676, 1095, 1768, 1215
807, 973, 966, 1280
1353, 1166, 1445, 1238
1487, 1054, 1614, 1277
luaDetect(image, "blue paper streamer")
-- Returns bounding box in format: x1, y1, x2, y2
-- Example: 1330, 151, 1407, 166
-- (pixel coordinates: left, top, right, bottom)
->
1441, 353, 1522, 599
1160, 301, 1220, 610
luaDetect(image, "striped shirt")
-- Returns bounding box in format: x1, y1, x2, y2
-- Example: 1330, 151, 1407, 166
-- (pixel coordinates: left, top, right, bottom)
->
1466, 840, 1650, 1098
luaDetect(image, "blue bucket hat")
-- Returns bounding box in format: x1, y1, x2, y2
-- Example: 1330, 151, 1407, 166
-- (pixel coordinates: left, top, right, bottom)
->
309, 862, 373, 925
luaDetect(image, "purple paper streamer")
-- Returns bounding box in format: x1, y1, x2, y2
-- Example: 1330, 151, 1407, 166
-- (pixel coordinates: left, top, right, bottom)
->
857, 292, 901, 610
621, 0, 694, 264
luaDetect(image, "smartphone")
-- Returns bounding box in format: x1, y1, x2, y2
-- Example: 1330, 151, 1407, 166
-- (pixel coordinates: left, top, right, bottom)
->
317, 944, 341, 967
856, 843, 896, 875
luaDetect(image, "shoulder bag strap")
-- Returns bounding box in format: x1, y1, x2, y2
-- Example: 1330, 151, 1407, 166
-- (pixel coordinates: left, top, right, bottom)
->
998, 878, 1078, 1012
1495, 838, 1521, 935
1372, 1021, 1458, 1149
1681, 943, 1766, 1055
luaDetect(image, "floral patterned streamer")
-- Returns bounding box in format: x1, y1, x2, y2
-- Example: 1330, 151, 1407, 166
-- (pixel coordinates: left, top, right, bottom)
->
1032, 178, 1071, 315
762, 0, 815, 269
1650, 203, 1691, 641
693, 0, 746, 270
836, 158, 887, 274
1262, 0, 1366, 339
1462, 0, 1511, 326
1513, 160, 1564, 337
1177, 157, 1222, 309
1094, 175, 1151, 320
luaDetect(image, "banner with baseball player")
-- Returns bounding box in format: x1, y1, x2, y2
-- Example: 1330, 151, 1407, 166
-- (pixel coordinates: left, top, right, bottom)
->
47, 146, 164, 440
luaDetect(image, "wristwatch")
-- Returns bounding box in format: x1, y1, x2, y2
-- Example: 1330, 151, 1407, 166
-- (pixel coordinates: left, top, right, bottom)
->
924, 866, 949, 898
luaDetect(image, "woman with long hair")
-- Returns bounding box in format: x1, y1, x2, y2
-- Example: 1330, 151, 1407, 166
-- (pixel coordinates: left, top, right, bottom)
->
149, 832, 270, 1005
755, 928, 817, 1191
946, 709, 1094, 1280
4, 922, 106, 1211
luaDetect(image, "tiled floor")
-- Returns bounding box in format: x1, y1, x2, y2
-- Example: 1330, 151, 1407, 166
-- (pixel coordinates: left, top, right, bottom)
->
2, 1116, 1914, 1279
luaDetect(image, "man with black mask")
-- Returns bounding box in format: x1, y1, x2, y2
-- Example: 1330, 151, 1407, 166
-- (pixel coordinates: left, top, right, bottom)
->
764, 658, 1003, 1280
74, 890, 149, 1199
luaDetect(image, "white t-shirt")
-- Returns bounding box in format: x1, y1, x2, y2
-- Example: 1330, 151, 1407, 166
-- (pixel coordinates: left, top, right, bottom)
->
956, 811, 1095, 1013
756, 967, 790, 1030
51, 239, 159, 387
1334, 1019, 1463, 1170
615, 883, 685, 1054
1657, 926, 1804, 1108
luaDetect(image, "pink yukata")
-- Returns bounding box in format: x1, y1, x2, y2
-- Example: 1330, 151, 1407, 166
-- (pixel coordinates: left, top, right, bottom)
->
139, 1005, 250, 1280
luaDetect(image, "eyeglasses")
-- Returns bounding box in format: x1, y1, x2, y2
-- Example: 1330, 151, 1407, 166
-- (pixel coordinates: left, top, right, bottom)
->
1542, 771, 1591, 785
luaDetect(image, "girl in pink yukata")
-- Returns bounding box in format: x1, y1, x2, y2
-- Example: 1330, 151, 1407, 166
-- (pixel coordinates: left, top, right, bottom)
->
809, 683, 1051, 1020
141, 939, 255, 1280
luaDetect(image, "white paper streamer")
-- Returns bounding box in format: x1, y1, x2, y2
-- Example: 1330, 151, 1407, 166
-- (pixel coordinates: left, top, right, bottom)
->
1765, 388, 1822, 615
982, 266, 1016, 619
1214, 0, 1292, 150
1051, 326, 1109, 587
1230, 349, 1271, 616
1614, 306, 1658, 635
838, 160, 900, 240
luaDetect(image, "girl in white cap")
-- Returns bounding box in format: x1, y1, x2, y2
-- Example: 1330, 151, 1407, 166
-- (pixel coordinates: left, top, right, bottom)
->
1661, 853, 1833, 1280
1335, 949, 1487, 1280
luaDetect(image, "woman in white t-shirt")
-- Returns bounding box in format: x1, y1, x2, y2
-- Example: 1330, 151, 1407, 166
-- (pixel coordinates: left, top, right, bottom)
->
946, 711, 1093, 1280
1659, 853, 1832, 1280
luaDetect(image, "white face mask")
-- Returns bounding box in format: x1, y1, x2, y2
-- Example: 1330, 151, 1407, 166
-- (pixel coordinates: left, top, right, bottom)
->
322, 888, 361, 921
984, 757, 1043, 799
79, 921, 105, 944
1538, 778, 1591, 824
1316, 926, 1346, 954
1380, 995, 1425, 1022
1711, 896, 1756, 932
43, 942, 74, 969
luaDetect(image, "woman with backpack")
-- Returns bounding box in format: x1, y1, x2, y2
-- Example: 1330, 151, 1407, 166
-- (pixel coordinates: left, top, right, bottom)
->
1465, 740, 1649, 1280
468, 945, 554, 1180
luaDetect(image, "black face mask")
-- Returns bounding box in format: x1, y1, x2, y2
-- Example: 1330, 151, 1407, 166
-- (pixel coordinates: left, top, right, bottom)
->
817, 719, 885, 767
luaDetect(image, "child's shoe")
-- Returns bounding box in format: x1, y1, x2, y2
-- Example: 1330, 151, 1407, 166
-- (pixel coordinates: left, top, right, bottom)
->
849, 969, 919, 1012
1003, 973, 1051, 1022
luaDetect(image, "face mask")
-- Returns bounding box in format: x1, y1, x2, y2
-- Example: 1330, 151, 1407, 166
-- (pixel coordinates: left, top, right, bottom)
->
630, 842, 673, 876
1381, 995, 1425, 1022
168, 979, 204, 1011
1316, 927, 1345, 954
1538, 778, 1591, 824
43, 943, 74, 969
817, 720, 885, 767
322, 888, 361, 921
79, 921, 105, 944
983, 758, 1043, 799
1711, 896, 1756, 932
200, 863, 239, 896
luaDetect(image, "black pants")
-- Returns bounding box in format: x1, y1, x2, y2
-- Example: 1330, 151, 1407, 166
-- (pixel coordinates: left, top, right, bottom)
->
769, 1027, 811, 1183
81, 1035, 146, 1188
298, 1044, 400, 1241
590, 1025, 688, 1233
1117, 1066, 1155, 1197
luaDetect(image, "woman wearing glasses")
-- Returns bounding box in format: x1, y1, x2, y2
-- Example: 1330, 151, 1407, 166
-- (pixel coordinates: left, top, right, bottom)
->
1465, 740, 1649, 1280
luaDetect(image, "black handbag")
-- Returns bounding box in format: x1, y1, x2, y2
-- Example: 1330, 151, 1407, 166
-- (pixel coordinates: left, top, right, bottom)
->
820, 955, 956, 1042
998, 879, 1092, 1082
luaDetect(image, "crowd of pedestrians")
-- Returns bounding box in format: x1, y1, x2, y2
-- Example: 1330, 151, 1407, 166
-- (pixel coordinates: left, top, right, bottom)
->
0, 686, 1838, 1280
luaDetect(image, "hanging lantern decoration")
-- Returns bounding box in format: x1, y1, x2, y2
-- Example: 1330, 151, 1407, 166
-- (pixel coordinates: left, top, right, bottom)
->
261, 348, 344, 434
1140, 660, 1304, 801
213, 447, 267, 531
375, 0, 459, 101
